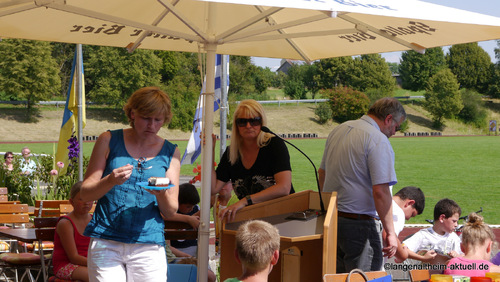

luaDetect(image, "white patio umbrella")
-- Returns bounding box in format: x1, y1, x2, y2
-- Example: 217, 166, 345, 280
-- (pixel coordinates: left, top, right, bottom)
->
3, 0, 500, 279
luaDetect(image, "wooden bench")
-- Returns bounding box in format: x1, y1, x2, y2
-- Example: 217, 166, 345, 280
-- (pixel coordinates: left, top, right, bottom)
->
0, 187, 19, 204
164, 220, 198, 241
33, 200, 69, 218
0, 203, 30, 227
59, 203, 96, 215
0, 187, 8, 202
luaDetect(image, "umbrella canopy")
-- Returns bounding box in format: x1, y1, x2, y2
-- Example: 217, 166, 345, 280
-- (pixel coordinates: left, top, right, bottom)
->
2, 0, 500, 60
3, 0, 500, 279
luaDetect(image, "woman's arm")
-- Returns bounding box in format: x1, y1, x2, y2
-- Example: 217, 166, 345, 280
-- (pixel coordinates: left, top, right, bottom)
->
56, 218, 87, 266
155, 147, 180, 219
81, 131, 133, 202
220, 170, 291, 222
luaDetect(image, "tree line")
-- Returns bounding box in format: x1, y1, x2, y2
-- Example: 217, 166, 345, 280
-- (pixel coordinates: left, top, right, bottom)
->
1, 39, 499, 130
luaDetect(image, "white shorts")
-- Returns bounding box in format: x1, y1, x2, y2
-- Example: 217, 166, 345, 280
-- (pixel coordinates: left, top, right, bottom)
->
88, 238, 167, 282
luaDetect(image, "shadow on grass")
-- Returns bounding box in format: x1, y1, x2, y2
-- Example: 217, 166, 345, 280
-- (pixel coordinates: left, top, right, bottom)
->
484, 100, 500, 114
0, 107, 41, 123
406, 113, 435, 130
0, 105, 127, 125
86, 107, 126, 124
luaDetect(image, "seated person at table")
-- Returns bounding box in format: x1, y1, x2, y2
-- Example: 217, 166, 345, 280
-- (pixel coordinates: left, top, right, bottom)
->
403, 198, 462, 270
167, 183, 216, 282
444, 212, 500, 276
224, 220, 280, 282
383, 186, 426, 262
52, 181, 93, 282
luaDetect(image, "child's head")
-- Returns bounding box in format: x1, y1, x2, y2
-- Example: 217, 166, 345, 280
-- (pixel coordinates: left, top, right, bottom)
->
461, 213, 495, 259
70, 181, 83, 200
235, 220, 280, 274
69, 181, 93, 213
178, 183, 200, 214
394, 186, 425, 220
433, 198, 461, 233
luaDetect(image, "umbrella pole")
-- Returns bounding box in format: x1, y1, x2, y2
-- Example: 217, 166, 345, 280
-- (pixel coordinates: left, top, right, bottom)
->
199, 43, 216, 282
76, 43, 84, 181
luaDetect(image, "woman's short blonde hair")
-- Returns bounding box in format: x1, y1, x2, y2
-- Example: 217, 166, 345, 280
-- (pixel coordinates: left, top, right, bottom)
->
123, 87, 173, 127
229, 99, 272, 164
235, 220, 280, 272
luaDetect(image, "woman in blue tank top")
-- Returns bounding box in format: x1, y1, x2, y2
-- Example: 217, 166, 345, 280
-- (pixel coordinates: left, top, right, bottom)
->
81, 87, 180, 282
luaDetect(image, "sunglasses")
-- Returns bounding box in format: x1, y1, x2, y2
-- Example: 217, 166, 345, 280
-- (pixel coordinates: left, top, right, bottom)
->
236, 117, 262, 127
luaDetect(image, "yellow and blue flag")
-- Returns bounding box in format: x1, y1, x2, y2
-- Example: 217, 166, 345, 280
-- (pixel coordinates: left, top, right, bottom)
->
55, 47, 85, 175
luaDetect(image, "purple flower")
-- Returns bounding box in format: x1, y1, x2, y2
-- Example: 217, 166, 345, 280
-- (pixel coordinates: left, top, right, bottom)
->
67, 134, 80, 159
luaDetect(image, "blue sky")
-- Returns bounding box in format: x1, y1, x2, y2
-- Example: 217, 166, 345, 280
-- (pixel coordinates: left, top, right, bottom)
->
252, 0, 500, 70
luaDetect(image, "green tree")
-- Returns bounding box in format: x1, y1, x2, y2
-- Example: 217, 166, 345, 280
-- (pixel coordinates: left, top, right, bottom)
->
253, 66, 271, 94
271, 71, 287, 89
387, 62, 400, 74
399, 47, 446, 91
0, 39, 61, 113
313, 56, 352, 90
283, 63, 308, 99
486, 40, 500, 98
229, 56, 257, 97
424, 68, 463, 128
457, 89, 487, 128
51, 43, 78, 98
446, 43, 492, 93
322, 87, 370, 123
348, 54, 395, 93
314, 54, 394, 94
84, 46, 162, 107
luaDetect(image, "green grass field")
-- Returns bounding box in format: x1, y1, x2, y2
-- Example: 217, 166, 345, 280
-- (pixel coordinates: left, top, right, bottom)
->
2, 135, 499, 224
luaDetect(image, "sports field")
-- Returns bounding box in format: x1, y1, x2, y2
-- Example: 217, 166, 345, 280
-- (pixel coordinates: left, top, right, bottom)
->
1, 135, 499, 224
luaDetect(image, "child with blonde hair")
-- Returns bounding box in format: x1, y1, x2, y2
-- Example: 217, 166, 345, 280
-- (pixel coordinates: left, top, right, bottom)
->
52, 181, 93, 282
444, 213, 500, 276
224, 220, 280, 282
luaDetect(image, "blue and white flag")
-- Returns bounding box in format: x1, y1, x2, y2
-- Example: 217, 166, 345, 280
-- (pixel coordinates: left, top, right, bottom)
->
181, 54, 229, 165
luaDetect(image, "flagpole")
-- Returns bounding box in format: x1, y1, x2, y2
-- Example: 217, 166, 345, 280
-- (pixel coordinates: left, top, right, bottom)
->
219, 55, 228, 160
76, 44, 83, 181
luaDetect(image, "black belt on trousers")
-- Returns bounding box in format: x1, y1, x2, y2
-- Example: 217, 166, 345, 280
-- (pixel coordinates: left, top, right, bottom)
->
338, 211, 377, 220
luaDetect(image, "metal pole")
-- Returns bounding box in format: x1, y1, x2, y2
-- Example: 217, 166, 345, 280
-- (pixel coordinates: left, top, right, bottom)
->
198, 2, 216, 278
219, 55, 228, 160
76, 44, 84, 181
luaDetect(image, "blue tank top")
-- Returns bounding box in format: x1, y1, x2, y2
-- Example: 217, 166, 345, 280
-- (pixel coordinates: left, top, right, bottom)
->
84, 129, 177, 246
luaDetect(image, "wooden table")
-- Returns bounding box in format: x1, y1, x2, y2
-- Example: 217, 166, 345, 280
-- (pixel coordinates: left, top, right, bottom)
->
0, 228, 36, 243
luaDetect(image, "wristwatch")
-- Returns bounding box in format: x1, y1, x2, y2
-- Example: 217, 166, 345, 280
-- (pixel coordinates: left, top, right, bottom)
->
246, 195, 253, 206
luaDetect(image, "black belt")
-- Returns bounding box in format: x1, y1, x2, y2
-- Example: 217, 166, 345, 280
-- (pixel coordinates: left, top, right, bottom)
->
338, 211, 377, 220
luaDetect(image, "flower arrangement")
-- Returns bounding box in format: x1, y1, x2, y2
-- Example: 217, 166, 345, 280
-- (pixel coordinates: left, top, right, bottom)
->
189, 162, 217, 184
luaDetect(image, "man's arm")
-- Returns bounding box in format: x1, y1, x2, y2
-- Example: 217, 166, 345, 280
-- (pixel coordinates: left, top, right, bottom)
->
373, 183, 397, 257
318, 168, 325, 191
382, 229, 408, 262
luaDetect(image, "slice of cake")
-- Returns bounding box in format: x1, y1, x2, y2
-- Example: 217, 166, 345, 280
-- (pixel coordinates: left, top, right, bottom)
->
147, 177, 170, 187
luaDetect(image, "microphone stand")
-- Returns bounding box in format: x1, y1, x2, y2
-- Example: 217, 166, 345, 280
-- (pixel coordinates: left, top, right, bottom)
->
262, 126, 326, 214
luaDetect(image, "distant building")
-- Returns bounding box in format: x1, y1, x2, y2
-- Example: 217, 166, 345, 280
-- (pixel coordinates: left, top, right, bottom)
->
276, 59, 294, 74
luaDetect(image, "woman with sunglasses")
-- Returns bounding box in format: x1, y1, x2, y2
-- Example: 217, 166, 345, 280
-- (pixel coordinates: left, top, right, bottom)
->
212, 99, 294, 222
3, 152, 14, 171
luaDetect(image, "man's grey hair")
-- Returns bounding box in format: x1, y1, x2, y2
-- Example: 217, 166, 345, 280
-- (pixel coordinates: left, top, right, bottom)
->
367, 97, 406, 122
